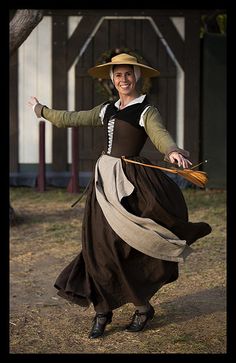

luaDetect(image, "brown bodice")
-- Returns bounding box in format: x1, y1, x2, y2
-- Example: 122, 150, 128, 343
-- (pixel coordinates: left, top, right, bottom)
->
104, 118, 147, 157
103, 96, 150, 157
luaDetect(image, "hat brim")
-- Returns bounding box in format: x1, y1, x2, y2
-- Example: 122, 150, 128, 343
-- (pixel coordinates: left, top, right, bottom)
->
88, 61, 160, 79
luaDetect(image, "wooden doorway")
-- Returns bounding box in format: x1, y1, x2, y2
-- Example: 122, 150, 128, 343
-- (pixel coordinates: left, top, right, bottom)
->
74, 17, 177, 173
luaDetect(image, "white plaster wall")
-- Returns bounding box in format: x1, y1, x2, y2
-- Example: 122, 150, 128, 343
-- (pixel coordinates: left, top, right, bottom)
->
18, 16, 52, 164
170, 17, 185, 41
170, 16, 185, 148
18, 15, 185, 165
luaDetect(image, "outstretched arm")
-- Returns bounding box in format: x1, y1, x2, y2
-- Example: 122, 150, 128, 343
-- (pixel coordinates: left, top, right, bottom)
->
143, 106, 192, 168
28, 96, 103, 128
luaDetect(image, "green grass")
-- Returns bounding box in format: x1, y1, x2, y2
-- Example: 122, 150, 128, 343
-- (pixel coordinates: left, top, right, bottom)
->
183, 188, 226, 210
10, 186, 226, 205
10, 186, 83, 204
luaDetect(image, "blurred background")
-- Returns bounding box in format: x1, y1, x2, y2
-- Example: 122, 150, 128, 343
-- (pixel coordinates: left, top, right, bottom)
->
9, 9, 226, 190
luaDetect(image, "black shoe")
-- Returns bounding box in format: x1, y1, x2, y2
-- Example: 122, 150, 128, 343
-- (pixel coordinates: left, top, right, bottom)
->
88, 311, 113, 339
126, 305, 155, 332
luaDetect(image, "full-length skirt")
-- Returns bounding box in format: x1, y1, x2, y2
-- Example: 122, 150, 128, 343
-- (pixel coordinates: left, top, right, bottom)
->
54, 156, 211, 311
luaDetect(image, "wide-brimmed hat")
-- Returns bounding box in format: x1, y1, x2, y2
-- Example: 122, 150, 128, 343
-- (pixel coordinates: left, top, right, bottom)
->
88, 53, 160, 79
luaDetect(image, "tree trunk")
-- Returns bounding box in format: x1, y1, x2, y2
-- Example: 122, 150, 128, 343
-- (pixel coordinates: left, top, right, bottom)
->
10, 9, 44, 224
9, 9, 44, 55
10, 204, 17, 226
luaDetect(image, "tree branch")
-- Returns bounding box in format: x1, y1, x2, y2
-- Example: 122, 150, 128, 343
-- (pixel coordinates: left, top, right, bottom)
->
9, 9, 44, 55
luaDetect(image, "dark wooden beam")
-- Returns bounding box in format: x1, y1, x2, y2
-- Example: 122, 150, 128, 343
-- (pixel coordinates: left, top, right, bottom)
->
66, 15, 101, 70
45, 9, 187, 17
151, 15, 185, 70
184, 12, 201, 164
52, 15, 68, 172
37, 121, 46, 192
10, 51, 18, 172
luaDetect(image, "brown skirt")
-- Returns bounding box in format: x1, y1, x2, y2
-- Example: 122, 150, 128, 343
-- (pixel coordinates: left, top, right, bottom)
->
54, 156, 211, 311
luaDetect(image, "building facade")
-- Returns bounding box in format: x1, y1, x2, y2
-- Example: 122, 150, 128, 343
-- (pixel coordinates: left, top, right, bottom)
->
10, 9, 225, 188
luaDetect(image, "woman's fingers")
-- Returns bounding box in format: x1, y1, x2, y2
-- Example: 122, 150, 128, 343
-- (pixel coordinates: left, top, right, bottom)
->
169, 152, 192, 168
28, 96, 39, 107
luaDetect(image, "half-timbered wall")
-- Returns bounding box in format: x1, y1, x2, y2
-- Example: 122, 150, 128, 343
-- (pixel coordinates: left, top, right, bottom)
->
10, 9, 201, 187
74, 16, 181, 172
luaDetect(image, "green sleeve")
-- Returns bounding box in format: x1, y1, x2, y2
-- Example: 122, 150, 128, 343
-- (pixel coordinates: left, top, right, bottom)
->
143, 106, 189, 160
38, 103, 104, 128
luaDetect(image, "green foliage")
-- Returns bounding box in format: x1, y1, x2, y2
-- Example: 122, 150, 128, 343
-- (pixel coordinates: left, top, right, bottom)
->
216, 14, 227, 35
200, 13, 227, 38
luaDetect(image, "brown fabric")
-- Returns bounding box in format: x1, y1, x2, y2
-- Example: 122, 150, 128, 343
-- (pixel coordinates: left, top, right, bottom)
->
95, 155, 193, 262
104, 118, 148, 157
54, 155, 211, 312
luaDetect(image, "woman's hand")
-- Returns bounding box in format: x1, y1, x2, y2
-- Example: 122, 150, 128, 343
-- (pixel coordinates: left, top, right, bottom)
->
28, 96, 39, 108
168, 151, 192, 169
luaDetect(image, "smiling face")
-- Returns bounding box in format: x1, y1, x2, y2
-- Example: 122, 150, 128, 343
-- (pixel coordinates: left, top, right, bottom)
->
112, 65, 137, 97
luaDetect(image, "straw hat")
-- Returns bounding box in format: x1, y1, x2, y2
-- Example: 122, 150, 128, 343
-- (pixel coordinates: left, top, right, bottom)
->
88, 53, 160, 79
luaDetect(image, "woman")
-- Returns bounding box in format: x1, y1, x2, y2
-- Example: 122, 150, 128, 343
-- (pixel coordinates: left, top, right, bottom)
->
28, 53, 211, 339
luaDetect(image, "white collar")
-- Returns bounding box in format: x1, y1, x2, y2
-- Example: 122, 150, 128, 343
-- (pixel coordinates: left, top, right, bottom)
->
114, 94, 146, 109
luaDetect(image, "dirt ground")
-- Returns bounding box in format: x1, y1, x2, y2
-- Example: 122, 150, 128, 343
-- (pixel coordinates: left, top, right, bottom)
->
9, 188, 226, 354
